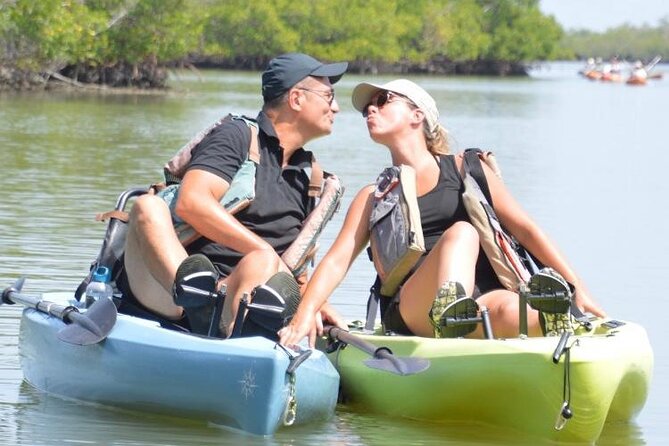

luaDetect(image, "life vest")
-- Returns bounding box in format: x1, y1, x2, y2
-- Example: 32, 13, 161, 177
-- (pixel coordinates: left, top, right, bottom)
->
368, 165, 425, 296
367, 151, 534, 295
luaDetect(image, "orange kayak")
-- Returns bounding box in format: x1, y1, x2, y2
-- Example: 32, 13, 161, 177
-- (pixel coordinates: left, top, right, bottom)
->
626, 76, 647, 86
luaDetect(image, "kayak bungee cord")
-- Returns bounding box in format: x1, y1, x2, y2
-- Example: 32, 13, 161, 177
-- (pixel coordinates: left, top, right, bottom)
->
553, 333, 579, 430
275, 343, 313, 426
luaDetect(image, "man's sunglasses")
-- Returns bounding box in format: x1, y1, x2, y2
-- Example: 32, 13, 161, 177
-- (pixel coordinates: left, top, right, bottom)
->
296, 87, 335, 105
362, 90, 412, 117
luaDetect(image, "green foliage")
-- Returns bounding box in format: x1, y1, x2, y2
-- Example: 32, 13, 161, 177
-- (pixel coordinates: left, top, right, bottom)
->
1, 0, 200, 69
99, 0, 202, 64
417, 0, 490, 61
562, 18, 669, 61
479, 0, 562, 61
0, 0, 568, 82
202, 0, 299, 60
0, 0, 107, 68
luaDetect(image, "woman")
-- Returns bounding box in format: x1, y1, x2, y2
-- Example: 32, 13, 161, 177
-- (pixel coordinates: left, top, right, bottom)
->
279, 79, 605, 347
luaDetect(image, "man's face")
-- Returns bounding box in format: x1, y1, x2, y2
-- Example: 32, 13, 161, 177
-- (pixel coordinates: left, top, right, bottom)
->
293, 76, 340, 138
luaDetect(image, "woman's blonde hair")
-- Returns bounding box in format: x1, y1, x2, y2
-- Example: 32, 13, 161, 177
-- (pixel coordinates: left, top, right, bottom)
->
425, 123, 450, 155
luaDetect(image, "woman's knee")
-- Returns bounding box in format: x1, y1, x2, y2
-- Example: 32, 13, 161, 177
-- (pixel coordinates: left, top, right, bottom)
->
437, 221, 478, 246
450, 221, 479, 244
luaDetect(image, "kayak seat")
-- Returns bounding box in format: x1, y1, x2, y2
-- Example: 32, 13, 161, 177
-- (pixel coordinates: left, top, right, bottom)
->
173, 254, 221, 336
522, 268, 574, 336
231, 272, 301, 341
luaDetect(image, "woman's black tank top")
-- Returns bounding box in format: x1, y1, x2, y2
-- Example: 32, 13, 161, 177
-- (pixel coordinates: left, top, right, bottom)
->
416, 155, 501, 294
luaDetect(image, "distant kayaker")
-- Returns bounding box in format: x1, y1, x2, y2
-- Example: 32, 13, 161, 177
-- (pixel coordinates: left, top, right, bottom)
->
279, 79, 606, 348
119, 53, 348, 336
631, 61, 648, 81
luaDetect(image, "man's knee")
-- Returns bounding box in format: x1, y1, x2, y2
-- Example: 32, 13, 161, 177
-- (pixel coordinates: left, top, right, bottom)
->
129, 194, 169, 229
237, 249, 281, 273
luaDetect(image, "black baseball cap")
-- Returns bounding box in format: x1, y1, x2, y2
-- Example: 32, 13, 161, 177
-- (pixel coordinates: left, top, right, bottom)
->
262, 53, 348, 101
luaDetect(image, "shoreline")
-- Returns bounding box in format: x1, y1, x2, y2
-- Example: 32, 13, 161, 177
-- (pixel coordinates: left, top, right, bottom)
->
0, 59, 531, 92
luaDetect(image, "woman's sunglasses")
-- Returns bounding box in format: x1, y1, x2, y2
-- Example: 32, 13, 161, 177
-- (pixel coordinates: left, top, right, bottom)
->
362, 90, 412, 117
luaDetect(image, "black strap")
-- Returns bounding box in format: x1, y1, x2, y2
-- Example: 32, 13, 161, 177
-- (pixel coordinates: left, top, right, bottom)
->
461, 150, 590, 320
463, 148, 493, 207
462, 148, 543, 276
364, 276, 382, 331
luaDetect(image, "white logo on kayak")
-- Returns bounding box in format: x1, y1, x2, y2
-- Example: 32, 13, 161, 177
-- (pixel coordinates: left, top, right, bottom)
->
240, 368, 258, 399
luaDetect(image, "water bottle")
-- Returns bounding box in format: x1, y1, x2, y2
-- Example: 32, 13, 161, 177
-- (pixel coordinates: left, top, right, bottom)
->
85, 266, 114, 307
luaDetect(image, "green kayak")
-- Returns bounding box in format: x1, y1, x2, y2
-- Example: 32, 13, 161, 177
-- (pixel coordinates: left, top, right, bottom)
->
321, 318, 652, 443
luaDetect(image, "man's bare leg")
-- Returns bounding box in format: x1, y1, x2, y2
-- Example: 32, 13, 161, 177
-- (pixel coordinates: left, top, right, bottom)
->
124, 194, 187, 319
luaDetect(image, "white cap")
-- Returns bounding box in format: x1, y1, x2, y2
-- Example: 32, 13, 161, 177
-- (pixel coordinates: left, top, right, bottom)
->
351, 79, 439, 134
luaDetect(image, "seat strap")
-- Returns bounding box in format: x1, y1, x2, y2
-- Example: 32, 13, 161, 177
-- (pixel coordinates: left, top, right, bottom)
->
364, 276, 382, 331
247, 124, 260, 163
308, 159, 324, 198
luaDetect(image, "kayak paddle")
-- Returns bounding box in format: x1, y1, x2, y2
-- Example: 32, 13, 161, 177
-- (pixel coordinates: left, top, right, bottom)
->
325, 325, 430, 376
2, 278, 117, 345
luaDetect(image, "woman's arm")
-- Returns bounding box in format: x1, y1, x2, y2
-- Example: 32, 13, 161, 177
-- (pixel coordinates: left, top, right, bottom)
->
482, 162, 606, 317
279, 185, 375, 347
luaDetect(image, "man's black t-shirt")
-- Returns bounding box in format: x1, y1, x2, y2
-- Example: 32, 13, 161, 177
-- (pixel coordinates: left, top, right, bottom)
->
185, 112, 314, 276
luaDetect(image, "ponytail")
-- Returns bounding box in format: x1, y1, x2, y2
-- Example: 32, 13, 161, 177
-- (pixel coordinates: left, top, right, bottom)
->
425, 124, 450, 155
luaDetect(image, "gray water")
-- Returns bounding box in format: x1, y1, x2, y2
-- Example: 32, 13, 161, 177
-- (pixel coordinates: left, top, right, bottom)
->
0, 62, 666, 445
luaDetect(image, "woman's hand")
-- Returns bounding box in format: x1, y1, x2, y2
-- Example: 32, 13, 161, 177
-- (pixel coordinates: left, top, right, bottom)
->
278, 302, 346, 349
319, 302, 346, 330
573, 285, 606, 318
278, 308, 316, 349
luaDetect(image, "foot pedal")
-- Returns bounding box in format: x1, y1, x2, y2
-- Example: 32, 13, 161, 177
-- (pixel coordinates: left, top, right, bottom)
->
523, 268, 574, 336
430, 281, 466, 337
439, 297, 480, 338
172, 254, 220, 335
524, 268, 571, 314
173, 254, 218, 307
238, 272, 301, 340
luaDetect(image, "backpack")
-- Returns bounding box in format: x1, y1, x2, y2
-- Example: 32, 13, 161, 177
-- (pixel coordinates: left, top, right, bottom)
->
74, 188, 147, 301
461, 148, 535, 291
461, 149, 592, 329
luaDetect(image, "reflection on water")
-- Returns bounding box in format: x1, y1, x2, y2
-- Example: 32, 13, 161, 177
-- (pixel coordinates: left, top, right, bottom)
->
1, 63, 667, 444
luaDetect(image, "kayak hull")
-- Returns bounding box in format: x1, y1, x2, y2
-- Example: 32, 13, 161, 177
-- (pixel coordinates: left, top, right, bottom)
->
323, 319, 652, 443
626, 76, 648, 86
19, 292, 339, 436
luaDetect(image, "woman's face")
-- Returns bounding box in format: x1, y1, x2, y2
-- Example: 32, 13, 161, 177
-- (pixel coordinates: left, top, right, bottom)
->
362, 90, 417, 143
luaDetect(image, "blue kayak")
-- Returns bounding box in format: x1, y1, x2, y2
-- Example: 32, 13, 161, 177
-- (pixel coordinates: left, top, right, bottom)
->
18, 292, 339, 436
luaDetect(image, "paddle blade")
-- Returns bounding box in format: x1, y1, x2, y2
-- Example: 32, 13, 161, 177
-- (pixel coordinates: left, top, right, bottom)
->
364, 357, 431, 376
57, 298, 117, 345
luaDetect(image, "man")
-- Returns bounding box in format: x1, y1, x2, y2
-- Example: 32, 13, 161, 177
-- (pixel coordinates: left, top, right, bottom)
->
120, 53, 347, 336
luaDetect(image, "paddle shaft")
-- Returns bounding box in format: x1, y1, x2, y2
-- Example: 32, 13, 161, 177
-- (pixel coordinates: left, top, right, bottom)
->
645, 55, 661, 72
326, 325, 412, 373
2, 281, 117, 344
3, 288, 87, 326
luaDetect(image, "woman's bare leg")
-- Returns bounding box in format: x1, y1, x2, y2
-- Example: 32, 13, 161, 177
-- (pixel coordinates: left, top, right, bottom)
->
399, 221, 479, 337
